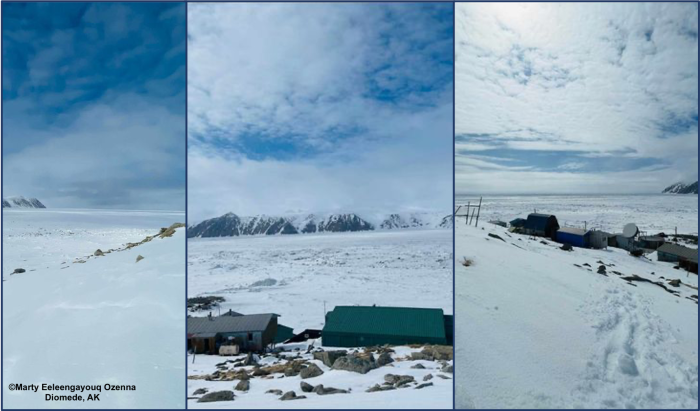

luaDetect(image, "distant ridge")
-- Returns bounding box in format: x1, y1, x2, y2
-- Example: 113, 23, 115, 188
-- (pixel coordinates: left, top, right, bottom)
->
188, 212, 451, 238
2, 196, 46, 209
662, 181, 698, 195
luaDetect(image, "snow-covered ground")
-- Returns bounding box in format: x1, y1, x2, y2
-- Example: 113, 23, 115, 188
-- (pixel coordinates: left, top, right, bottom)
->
456, 194, 698, 235
2, 209, 186, 409
187, 343, 453, 409
455, 195, 698, 409
187, 229, 453, 407
187, 229, 453, 329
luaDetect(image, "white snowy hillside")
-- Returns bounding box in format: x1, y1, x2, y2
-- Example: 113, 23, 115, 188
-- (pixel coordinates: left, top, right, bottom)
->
2, 209, 186, 409
2, 196, 46, 208
455, 221, 698, 408
187, 211, 452, 238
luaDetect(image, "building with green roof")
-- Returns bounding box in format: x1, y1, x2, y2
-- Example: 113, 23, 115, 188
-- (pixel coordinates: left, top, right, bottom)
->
322, 306, 449, 347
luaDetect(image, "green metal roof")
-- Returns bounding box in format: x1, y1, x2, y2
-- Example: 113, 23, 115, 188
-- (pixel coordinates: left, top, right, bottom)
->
323, 306, 446, 339
274, 324, 295, 343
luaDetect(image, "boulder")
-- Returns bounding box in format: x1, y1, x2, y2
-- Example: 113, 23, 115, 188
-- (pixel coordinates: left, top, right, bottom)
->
415, 382, 434, 389
300, 382, 315, 393
300, 363, 324, 379
197, 391, 234, 403
265, 389, 283, 395
313, 384, 349, 395
234, 380, 249, 392
192, 388, 208, 395
94, 249, 104, 256
423, 374, 433, 381
313, 350, 347, 367
668, 279, 682, 287
377, 352, 394, 366
411, 363, 426, 369
441, 364, 453, 374
366, 384, 396, 393
12, 268, 25, 274
331, 354, 378, 374
136, 255, 144, 263
280, 391, 306, 401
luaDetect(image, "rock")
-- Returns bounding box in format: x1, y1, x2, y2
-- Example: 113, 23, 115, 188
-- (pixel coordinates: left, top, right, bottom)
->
668, 279, 682, 287
94, 249, 104, 256
441, 364, 453, 374
300, 381, 315, 393
280, 391, 306, 401
313, 350, 347, 367
597, 265, 607, 274
234, 380, 250, 392
411, 363, 426, 369
300, 363, 324, 379
423, 374, 433, 381
11, 268, 25, 274
313, 384, 349, 395
560, 244, 573, 251
384, 374, 415, 387
197, 391, 235, 403
158, 222, 186, 238
413, 346, 453, 361
136, 255, 144, 263
252, 367, 269, 376
331, 354, 378, 374
243, 352, 258, 366
415, 382, 433, 389
266, 389, 283, 395
377, 352, 394, 366
366, 384, 396, 393
436, 374, 451, 379
193, 388, 208, 395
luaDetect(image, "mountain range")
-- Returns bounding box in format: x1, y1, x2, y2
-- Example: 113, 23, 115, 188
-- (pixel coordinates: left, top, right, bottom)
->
662, 181, 698, 194
2, 196, 46, 209
187, 212, 452, 238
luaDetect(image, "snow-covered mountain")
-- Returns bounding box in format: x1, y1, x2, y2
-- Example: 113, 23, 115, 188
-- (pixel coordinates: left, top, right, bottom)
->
188, 212, 450, 238
662, 181, 698, 194
2, 196, 46, 209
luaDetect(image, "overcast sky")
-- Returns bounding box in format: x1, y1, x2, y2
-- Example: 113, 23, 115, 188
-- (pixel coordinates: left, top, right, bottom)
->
456, 2, 698, 196
2, 2, 186, 210
188, 3, 453, 222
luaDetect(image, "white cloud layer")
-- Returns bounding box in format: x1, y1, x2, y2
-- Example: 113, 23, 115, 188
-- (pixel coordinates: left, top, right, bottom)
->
456, 2, 698, 195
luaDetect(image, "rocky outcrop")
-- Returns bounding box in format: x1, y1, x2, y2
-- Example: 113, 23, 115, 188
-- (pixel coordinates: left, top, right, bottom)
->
331, 354, 378, 374
663, 181, 698, 194
197, 391, 235, 403
2, 196, 46, 209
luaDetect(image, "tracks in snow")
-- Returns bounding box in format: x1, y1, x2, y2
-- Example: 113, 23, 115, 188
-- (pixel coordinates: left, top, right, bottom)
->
574, 286, 698, 408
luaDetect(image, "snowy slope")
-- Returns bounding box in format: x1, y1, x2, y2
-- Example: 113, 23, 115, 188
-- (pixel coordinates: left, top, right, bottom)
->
663, 182, 699, 195
2, 196, 46, 208
455, 222, 698, 409
187, 344, 452, 409
2, 209, 186, 409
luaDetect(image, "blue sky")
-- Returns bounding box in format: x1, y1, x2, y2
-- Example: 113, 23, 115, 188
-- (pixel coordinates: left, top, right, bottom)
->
456, 3, 698, 195
188, 3, 453, 221
3, 2, 186, 209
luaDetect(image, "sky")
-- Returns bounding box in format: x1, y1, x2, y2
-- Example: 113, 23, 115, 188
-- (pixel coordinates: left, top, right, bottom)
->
456, 2, 698, 196
188, 2, 453, 222
2, 2, 186, 210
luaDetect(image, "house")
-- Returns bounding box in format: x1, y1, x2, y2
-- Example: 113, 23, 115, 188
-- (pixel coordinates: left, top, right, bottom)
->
556, 227, 590, 248
286, 329, 322, 343
657, 243, 698, 274
524, 213, 559, 238
187, 313, 278, 354
322, 306, 450, 348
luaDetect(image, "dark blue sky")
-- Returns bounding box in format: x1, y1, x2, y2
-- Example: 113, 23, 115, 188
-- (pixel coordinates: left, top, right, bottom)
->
3, 2, 186, 209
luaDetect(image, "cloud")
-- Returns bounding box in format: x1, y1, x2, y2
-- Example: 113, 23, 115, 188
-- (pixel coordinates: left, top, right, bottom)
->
456, 2, 698, 194
187, 3, 453, 220
2, 2, 186, 209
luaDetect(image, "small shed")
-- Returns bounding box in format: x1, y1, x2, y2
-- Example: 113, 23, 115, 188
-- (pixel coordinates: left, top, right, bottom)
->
589, 231, 610, 249
274, 324, 295, 344
556, 227, 590, 248
524, 213, 560, 238
187, 313, 278, 354
510, 218, 526, 228
657, 243, 698, 274
322, 306, 449, 348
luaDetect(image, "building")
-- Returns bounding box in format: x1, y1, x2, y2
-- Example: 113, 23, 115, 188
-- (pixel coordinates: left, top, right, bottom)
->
524, 213, 560, 238
657, 243, 698, 274
638, 236, 665, 250
509, 218, 526, 228
187, 313, 278, 354
589, 230, 610, 249
274, 324, 295, 344
556, 227, 590, 248
286, 329, 322, 343
322, 306, 450, 348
